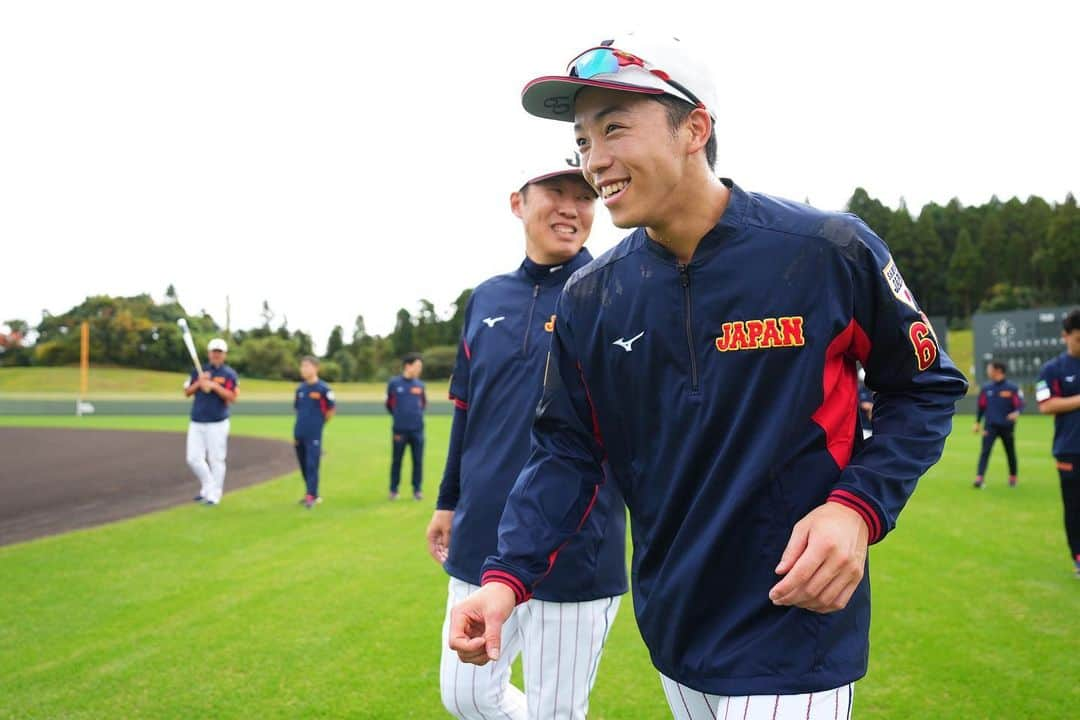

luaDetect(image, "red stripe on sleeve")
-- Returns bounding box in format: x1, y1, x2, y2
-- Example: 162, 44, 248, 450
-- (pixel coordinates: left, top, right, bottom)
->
481, 570, 531, 604
463, 339, 471, 361
828, 489, 883, 543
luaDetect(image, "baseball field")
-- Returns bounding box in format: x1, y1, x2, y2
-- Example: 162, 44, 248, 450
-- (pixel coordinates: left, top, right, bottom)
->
0, 412, 1076, 719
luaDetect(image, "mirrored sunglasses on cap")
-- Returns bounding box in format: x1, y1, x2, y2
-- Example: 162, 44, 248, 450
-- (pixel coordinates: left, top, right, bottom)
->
568, 47, 705, 111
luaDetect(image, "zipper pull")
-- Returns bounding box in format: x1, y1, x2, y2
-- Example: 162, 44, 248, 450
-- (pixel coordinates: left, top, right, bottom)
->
534, 284, 540, 297
677, 263, 690, 287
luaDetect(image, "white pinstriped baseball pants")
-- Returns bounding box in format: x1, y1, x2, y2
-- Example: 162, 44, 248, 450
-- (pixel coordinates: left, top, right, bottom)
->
439, 577, 621, 720
660, 675, 854, 720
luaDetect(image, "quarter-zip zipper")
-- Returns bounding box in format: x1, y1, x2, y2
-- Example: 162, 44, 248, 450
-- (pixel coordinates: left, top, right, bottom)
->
678, 263, 700, 393
523, 284, 540, 354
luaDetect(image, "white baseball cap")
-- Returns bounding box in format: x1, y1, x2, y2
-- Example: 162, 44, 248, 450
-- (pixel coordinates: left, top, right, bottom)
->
512, 121, 593, 194
207, 338, 228, 352
522, 33, 717, 123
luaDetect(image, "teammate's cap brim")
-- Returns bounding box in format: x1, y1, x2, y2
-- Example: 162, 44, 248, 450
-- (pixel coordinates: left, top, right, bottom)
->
522, 76, 666, 122
519, 168, 589, 191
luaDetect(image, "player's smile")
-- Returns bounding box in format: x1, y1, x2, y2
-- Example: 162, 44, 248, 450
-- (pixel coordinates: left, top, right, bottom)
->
599, 178, 630, 205
551, 221, 579, 235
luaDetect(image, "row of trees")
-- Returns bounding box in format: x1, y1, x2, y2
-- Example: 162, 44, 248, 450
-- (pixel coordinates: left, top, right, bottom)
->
0, 287, 472, 382
846, 190, 1078, 321
3, 189, 1076, 378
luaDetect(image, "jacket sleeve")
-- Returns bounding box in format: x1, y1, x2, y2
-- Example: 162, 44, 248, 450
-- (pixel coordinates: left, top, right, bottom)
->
479, 293, 607, 604
448, 295, 474, 411
437, 405, 468, 511
826, 217, 969, 544
385, 380, 395, 413
439, 305, 476, 511
976, 386, 987, 423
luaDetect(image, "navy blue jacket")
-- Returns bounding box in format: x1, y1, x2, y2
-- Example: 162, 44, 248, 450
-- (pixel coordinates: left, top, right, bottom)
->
440, 250, 627, 602
1037, 353, 1080, 457
481, 182, 968, 695
386, 376, 426, 432
187, 364, 239, 423
294, 380, 335, 439
976, 379, 1023, 427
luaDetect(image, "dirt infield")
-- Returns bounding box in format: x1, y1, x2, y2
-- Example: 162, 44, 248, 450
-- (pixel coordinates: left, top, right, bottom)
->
0, 427, 296, 546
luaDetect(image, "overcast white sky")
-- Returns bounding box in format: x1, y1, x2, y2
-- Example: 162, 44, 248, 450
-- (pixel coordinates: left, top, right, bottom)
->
2, 1, 1077, 351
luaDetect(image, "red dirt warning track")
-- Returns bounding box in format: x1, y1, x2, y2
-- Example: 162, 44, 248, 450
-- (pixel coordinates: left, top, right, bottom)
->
0, 427, 296, 546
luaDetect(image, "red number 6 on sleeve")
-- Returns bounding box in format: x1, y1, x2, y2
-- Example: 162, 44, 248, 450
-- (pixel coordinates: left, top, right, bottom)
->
908, 321, 937, 372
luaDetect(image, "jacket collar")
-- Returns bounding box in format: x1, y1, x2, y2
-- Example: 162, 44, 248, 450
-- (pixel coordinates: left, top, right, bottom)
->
521, 247, 593, 286
643, 178, 746, 265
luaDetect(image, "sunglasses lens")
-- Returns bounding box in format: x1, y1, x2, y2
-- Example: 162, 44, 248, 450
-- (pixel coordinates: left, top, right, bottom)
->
571, 49, 620, 79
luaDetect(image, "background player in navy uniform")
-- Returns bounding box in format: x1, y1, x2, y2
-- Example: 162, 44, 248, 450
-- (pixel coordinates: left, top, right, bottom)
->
294, 355, 335, 509
386, 353, 426, 500
973, 360, 1023, 488
183, 337, 238, 506
448, 34, 967, 719
425, 130, 626, 720
1036, 308, 1080, 577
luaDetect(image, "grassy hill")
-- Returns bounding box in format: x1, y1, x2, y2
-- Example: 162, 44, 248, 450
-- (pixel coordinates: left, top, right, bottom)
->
0, 366, 448, 401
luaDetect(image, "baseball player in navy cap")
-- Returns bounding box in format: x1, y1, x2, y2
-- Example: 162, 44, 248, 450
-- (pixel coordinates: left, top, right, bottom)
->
184, 337, 239, 506
449, 33, 968, 718
427, 124, 626, 720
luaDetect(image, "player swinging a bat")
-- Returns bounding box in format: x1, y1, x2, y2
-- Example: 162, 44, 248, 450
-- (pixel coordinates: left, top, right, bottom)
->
180, 322, 239, 506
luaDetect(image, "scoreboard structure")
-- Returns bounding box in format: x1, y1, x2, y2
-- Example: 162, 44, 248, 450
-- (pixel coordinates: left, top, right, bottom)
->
972, 306, 1074, 387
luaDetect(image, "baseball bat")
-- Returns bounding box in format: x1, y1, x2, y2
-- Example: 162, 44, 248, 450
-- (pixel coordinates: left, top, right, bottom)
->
177, 318, 209, 392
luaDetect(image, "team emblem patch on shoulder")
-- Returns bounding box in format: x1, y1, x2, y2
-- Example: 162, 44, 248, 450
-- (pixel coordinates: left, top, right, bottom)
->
883, 258, 919, 311
715, 317, 805, 352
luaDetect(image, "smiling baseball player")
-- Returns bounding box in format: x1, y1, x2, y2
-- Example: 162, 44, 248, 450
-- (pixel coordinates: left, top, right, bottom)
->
184, 337, 238, 506
426, 127, 626, 720
448, 33, 967, 719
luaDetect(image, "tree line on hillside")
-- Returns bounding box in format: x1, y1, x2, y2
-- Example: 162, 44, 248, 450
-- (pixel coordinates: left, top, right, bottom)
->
846, 189, 1078, 319
0, 285, 472, 382
2, 189, 1077, 379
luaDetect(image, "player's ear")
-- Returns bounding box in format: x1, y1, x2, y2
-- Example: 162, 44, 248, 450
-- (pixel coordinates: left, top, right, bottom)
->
510, 191, 525, 219
684, 107, 712, 159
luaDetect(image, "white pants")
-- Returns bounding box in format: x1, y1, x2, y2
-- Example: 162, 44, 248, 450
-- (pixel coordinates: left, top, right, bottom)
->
186, 419, 229, 503
660, 674, 854, 720
440, 577, 621, 720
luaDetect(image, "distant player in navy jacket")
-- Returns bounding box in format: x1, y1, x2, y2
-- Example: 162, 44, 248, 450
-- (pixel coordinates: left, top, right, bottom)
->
294, 355, 335, 508
448, 34, 968, 719
1036, 308, 1080, 577
973, 361, 1023, 488
386, 353, 426, 500
426, 129, 626, 720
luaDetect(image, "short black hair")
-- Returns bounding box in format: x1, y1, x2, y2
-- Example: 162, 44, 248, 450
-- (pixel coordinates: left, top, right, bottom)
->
300, 355, 319, 367
653, 94, 717, 170
1064, 308, 1080, 334
401, 352, 422, 367
989, 360, 1007, 374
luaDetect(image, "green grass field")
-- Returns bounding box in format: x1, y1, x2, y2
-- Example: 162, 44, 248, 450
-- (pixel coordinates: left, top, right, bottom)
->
0, 414, 1076, 718
0, 367, 449, 401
